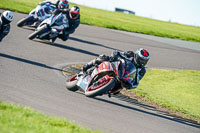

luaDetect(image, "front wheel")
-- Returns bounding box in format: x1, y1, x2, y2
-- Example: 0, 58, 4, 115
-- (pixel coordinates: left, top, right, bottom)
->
85, 77, 116, 97
28, 25, 48, 40
17, 16, 34, 27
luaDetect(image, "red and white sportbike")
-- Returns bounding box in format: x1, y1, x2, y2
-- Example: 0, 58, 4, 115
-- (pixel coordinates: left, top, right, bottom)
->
66, 61, 136, 97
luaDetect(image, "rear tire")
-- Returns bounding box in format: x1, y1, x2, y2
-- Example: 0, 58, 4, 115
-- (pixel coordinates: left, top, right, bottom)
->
28, 25, 48, 40
85, 78, 116, 97
17, 16, 34, 27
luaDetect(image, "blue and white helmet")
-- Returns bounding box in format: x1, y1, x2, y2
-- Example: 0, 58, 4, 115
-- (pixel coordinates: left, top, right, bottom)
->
1, 10, 13, 24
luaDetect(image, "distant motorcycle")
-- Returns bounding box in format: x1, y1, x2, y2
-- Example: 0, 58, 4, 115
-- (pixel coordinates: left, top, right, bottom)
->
17, 3, 55, 27
28, 12, 69, 42
66, 61, 136, 97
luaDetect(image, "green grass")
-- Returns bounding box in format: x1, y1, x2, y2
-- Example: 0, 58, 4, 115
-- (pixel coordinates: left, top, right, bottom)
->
0, 0, 42, 13
0, 0, 200, 42
0, 0, 200, 124
63, 65, 200, 122
0, 101, 100, 133
133, 69, 200, 123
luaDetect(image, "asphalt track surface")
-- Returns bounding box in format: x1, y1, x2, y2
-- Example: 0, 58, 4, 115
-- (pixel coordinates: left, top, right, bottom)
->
0, 11, 200, 133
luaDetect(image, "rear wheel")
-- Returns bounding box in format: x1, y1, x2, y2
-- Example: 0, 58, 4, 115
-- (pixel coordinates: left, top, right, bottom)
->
28, 25, 48, 40
17, 16, 34, 27
66, 75, 79, 92
85, 77, 116, 97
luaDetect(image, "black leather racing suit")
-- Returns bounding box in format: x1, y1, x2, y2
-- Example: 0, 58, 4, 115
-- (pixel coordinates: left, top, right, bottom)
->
39, 1, 60, 8
82, 50, 146, 89
52, 9, 80, 41
0, 16, 10, 42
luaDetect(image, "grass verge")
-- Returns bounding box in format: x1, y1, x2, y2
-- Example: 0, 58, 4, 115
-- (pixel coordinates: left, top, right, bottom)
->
63, 65, 200, 124
0, 101, 100, 133
132, 69, 200, 123
0, 0, 200, 42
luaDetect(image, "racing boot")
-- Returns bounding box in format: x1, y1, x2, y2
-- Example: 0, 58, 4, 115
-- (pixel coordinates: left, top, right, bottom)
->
51, 37, 57, 43
82, 55, 110, 73
82, 60, 95, 73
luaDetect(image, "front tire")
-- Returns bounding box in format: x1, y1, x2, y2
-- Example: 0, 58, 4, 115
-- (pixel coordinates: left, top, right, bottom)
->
85, 78, 116, 97
28, 25, 48, 40
17, 16, 34, 27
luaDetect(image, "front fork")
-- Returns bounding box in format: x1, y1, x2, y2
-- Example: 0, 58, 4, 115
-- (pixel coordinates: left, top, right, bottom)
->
108, 77, 123, 98
37, 24, 51, 38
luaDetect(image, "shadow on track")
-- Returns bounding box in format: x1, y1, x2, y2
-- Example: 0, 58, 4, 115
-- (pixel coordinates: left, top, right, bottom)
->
67, 89, 200, 128
33, 40, 99, 57
69, 36, 118, 51
93, 95, 200, 129
0, 53, 62, 71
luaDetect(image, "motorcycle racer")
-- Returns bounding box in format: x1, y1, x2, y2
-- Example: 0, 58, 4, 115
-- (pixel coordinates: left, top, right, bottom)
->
17, 0, 60, 28
35, 0, 69, 26
58, 6, 80, 41
40, 0, 69, 42
82, 48, 150, 89
51, 5, 80, 42
0, 11, 13, 42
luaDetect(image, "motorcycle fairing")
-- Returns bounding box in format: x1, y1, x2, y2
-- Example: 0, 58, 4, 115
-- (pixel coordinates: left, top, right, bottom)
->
30, 4, 55, 21
77, 62, 117, 92
91, 62, 114, 78
77, 75, 92, 91
36, 12, 69, 39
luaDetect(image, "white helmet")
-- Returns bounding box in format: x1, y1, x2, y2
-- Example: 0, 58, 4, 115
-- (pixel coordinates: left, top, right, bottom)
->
135, 48, 150, 68
1, 11, 13, 24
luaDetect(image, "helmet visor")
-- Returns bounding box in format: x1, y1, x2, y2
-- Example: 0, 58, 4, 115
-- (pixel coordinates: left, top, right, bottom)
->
137, 57, 148, 67
71, 13, 78, 18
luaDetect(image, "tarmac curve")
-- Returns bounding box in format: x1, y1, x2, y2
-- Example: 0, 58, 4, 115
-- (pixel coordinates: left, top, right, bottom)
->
0, 11, 200, 133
